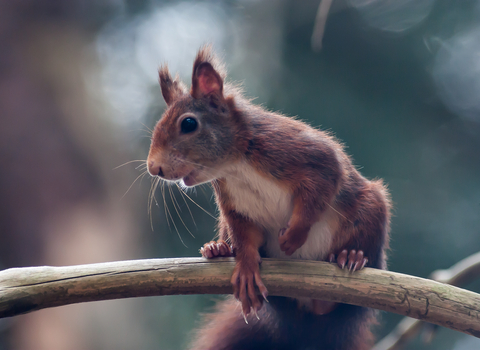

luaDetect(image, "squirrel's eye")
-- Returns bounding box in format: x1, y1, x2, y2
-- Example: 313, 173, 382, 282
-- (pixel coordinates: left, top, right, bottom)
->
181, 117, 198, 134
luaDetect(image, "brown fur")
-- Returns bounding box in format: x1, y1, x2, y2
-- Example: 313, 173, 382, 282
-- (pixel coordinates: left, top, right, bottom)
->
159, 66, 187, 106
147, 46, 391, 350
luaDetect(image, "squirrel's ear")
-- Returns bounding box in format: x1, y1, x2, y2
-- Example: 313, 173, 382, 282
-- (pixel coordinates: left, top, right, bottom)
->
191, 62, 223, 99
191, 46, 225, 99
159, 66, 187, 106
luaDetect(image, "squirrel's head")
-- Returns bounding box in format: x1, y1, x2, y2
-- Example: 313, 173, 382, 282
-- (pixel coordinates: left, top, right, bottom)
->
147, 46, 241, 187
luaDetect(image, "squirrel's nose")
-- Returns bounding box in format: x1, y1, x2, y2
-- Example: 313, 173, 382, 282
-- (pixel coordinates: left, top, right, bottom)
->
147, 161, 164, 177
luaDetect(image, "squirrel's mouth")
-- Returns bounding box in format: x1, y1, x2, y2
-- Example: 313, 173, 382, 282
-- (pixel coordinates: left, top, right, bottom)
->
182, 167, 214, 187
182, 169, 199, 187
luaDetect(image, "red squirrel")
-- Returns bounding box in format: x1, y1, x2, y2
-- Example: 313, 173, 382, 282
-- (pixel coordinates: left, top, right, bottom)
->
147, 46, 391, 350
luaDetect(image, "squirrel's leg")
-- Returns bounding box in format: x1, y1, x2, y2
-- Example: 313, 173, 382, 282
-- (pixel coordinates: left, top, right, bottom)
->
212, 180, 268, 316
329, 183, 389, 271
227, 211, 267, 317
328, 179, 390, 272
278, 195, 320, 256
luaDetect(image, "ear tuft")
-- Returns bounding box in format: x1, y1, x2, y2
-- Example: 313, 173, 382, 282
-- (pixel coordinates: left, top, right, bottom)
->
159, 65, 187, 106
191, 45, 226, 99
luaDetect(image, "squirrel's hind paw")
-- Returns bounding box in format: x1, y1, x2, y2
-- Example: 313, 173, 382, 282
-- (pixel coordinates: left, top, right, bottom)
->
330, 249, 368, 272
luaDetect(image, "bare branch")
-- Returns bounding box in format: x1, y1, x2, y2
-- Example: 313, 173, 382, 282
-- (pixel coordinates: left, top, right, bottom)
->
311, 0, 334, 52
0, 258, 479, 338
373, 251, 480, 350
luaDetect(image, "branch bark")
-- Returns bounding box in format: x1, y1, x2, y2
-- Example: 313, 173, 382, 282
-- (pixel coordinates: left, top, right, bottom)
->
0, 258, 479, 338
373, 251, 480, 350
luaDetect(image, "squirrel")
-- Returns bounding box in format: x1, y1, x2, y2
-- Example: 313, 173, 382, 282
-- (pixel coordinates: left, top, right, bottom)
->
147, 46, 391, 350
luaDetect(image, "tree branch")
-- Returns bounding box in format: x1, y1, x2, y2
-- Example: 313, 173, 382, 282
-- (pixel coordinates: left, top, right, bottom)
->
311, 0, 334, 52
0, 258, 479, 338
373, 251, 480, 350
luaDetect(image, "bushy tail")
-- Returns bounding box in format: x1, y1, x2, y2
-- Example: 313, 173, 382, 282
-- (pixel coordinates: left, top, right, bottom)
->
188, 296, 376, 350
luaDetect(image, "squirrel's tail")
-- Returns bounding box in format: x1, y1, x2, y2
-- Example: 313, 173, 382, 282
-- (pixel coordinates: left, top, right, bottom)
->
188, 296, 376, 350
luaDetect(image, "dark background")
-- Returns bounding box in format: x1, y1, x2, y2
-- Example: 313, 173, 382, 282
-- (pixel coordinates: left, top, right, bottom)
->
0, 0, 479, 349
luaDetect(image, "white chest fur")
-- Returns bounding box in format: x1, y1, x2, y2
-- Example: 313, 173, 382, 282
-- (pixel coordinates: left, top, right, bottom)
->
222, 162, 336, 261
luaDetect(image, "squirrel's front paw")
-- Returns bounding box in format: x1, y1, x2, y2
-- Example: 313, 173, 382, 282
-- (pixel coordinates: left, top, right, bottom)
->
200, 240, 233, 259
278, 225, 309, 256
329, 249, 368, 271
231, 257, 268, 319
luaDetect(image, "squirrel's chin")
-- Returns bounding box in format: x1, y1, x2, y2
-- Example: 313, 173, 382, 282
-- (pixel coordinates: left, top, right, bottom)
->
182, 169, 200, 187
182, 175, 197, 187
182, 169, 213, 187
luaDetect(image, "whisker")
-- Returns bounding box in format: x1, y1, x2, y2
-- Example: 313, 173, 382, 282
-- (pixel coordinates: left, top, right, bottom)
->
148, 177, 155, 214
199, 185, 208, 197
148, 178, 154, 230
139, 171, 149, 186
113, 159, 147, 170
327, 203, 353, 224
169, 184, 182, 214
211, 179, 221, 197
163, 182, 187, 247
148, 177, 161, 231
139, 122, 154, 134
159, 181, 171, 231
175, 183, 197, 228
199, 183, 216, 204
151, 181, 163, 231
122, 171, 148, 199
177, 185, 216, 220
153, 179, 161, 219
206, 183, 217, 202
169, 185, 195, 238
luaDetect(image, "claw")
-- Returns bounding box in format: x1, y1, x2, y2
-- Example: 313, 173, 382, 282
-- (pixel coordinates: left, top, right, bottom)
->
232, 256, 266, 322
254, 309, 260, 320
242, 311, 249, 324
332, 249, 368, 272
361, 258, 368, 269
347, 250, 356, 271
337, 249, 348, 269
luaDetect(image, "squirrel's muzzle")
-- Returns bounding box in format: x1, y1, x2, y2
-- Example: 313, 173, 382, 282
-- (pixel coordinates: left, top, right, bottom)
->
147, 160, 163, 177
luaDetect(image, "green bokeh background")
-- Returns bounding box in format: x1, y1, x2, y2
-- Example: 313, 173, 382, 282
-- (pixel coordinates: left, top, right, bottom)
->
0, 0, 479, 349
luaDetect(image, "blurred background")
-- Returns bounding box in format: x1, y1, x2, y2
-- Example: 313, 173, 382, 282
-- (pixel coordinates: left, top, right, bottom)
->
0, 0, 479, 349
